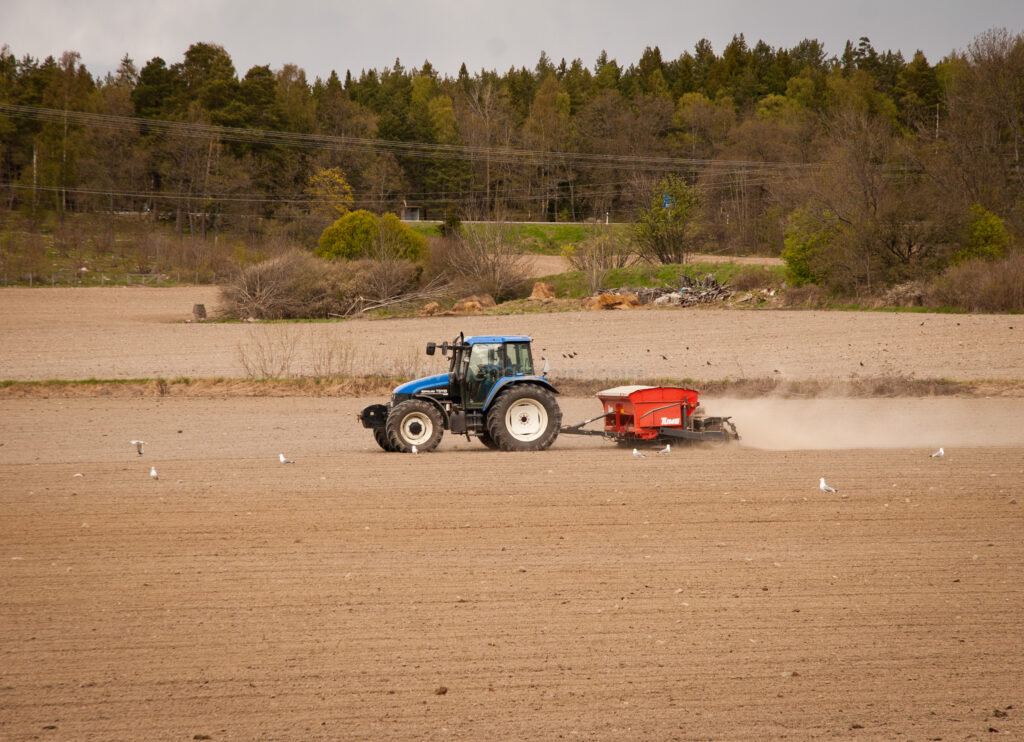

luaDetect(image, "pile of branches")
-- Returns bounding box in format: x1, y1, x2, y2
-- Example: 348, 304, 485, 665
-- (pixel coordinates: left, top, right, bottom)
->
220, 250, 449, 320
674, 273, 734, 304
597, 274, 734, 307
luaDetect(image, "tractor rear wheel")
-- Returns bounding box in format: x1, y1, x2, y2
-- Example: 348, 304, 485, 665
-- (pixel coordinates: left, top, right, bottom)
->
373, 427, 400, 452
486, 385, 561, 451
386, 399, 444, 453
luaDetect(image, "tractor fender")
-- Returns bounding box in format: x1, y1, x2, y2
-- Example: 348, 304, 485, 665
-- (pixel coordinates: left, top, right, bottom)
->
410, 394, 450, 425
482, 377, 560, 411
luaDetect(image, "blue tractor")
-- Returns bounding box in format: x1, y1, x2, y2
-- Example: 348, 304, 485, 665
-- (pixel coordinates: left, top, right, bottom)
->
358, 333, 561, 453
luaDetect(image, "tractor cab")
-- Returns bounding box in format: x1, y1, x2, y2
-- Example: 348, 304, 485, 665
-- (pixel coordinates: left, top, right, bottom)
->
431, 334, 535, 408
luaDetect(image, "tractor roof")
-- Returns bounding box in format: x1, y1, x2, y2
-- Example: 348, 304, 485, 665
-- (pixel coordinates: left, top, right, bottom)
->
464, 335, 532, 345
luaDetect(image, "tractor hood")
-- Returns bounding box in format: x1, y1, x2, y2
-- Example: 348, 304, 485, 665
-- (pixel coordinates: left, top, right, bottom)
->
393, 372, 449, 396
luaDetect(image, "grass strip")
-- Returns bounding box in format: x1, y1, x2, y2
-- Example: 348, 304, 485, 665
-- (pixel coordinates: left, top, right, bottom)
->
2, 376, 1021, 399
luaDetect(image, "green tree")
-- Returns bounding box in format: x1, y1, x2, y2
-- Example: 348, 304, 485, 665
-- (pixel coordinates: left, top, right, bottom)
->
305, 167, 354, 218
672, 92, 734, 159
523, 75, 573, 220
404, 70, 470, 210
955, 204, 1011, 263
896, 50, 940, 128
633, 176, 705, 264
39, 51, 95, 217
782, 207, 838, 285
316, 209, 425, 261
173, 42, 239, 119
313, 70, 377, 187
592, 51, 622, 92
560, 57, 592, 112
131, 57, 179, 118
79, 56, 145, 213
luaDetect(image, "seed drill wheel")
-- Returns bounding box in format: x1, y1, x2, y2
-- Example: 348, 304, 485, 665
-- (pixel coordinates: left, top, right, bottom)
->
386, 399, 444, 453
486, 385, 561, 451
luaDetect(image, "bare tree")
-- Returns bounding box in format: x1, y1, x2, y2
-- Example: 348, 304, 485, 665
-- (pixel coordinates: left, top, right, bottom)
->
436, 209, 530, 300
563, 222, 635, 293
455, 77, 513, 215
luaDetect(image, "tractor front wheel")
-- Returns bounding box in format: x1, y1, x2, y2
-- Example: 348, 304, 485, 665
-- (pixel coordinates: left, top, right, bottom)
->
486, 385, 561, 451
373, 427, 400, 452
386, 399, 444, 453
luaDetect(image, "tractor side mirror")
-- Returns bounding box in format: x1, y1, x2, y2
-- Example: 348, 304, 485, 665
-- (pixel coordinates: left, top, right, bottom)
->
426, 342, 436, 356
440, 341, 450, 356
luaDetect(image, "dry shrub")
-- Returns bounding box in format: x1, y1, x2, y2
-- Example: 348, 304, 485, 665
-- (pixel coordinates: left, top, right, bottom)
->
730, 266, 783, 292
236, 324, 437, 381
782, 283, 827, 307
308, 331, 358, 378
357, 256, 420, 303
431, 221, 530, 301
880, 281, 927, 308
923, 253, 1024, 312
237, 325, 301, 378
221, 250, 428, 319
563, 231, 635, 294
220, 250, 349, 319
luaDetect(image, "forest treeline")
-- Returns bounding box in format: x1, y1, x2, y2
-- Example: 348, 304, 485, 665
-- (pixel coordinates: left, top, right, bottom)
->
0, 28, 1022, 297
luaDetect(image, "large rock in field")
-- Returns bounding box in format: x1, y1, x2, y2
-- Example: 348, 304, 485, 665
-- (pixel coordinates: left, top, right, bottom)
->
453, 294, 495, 313
530, 282, 556, 299
583, 292, 641, 310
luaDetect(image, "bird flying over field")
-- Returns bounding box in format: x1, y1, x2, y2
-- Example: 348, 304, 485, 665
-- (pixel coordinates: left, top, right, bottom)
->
150, 466, 158, 481
279, 453, 295, 464
411, 445, 419, 455
658, 444, 671, 454
633, 448, 646, 459
930, 447, 944, 458
130, 440, 146, 455
819, 477, 836, 493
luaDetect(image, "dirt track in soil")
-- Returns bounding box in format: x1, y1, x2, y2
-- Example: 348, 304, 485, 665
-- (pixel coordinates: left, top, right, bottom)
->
1, 287, 1023, 740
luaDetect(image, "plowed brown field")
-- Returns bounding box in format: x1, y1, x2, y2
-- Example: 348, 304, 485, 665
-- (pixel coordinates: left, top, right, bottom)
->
1, 288, 1022, 741
1, 286, 1022, 381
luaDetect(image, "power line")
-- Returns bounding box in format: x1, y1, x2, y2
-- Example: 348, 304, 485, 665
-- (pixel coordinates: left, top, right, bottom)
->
0, 103, 819, 176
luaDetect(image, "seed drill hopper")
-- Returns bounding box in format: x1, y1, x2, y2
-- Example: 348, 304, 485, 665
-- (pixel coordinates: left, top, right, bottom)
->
561, 385, 739, 445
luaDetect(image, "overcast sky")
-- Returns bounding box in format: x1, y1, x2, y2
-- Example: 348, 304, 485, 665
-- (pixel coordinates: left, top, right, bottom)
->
4, 0, 1024, 81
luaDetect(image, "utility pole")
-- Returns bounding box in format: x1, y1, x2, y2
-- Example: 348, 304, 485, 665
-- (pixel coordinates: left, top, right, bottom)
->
32, 145, 38, 218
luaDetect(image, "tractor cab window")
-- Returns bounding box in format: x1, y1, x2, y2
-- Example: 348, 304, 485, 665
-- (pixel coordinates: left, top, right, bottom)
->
463, 342, 536, 406
466, 343, 502, 405
506, 342, 534, 375
467, 343, 501, 380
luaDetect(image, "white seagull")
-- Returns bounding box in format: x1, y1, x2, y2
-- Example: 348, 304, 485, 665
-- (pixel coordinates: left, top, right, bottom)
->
930, 447, 944, 458
150, 466, 159, 481
411, 445, 419, 455
819, 477, 837, 493
657, 444, 671, 455
633, 448, 646, 459
279, 453, 295, 464
130, 440, 146, 455
541, 357, 550, 375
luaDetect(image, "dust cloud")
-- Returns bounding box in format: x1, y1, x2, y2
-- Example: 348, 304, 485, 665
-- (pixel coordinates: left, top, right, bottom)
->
705, 397, 1024, 451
